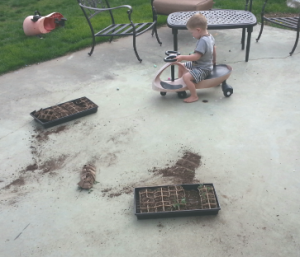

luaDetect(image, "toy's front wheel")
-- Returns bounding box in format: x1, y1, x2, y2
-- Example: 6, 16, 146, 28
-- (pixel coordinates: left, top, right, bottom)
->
160, 92, 166, 96
177, 91, 187, 99
222, 81, 233, 97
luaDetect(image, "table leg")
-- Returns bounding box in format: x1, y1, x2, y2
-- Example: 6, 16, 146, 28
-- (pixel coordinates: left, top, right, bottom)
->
241, 28, 245, 50
171, 28, 178, 81
172, 28, 178, 51
245, 26, 253, 62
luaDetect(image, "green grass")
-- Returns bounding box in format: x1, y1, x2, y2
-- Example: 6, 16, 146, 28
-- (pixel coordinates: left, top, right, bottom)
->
214, 0, 299, 17
0, 0, 298, 75
0, 0, 167, 75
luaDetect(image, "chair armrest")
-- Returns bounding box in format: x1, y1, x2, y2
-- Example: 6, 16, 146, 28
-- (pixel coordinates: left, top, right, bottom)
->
79, 4, 132, 12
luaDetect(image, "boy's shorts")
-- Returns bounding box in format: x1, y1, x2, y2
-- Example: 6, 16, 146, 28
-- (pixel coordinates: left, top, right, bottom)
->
184, 61, 211, 84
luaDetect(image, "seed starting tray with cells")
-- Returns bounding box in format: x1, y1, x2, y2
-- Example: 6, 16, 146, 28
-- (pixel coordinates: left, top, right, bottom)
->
30, 97, 98, 128
134, 183, 221, 219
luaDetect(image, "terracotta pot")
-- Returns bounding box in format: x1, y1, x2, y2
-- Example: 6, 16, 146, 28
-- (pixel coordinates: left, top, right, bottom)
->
23, 12, 65, 36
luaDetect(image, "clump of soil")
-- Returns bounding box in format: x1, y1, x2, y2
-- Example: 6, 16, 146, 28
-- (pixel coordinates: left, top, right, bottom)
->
78, 165, 96, 189
25, 163, 38, 171
151, 151, 201, 184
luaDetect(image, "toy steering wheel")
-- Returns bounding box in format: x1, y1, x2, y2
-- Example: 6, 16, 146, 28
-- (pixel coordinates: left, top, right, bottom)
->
164, 50, 180, 62
164, 54, 178, 62
165, 50, 180, 56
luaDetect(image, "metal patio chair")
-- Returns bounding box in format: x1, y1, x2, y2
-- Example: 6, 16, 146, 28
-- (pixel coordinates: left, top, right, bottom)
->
77, 0, 162, 62
256, 0, 300, 55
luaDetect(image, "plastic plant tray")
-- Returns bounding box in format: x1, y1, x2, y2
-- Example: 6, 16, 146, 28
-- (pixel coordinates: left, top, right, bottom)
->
134, 183, 221, 220
30, 97, 98, 128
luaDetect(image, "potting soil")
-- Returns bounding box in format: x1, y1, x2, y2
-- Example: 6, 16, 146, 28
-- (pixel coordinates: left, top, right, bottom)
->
138, 185, 217, 213
34, 97, 97, 121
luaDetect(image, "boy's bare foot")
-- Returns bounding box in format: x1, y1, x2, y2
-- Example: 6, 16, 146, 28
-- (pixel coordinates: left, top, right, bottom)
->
184, 96, 199, 103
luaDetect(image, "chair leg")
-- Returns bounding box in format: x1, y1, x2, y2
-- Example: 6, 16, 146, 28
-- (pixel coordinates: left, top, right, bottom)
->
109, 26, 115, 43
245, 26, 253, 62
153, 24, 162, 45
133, 34, 142, 62
290, 28, 299, 56
88, 34, 96, 56
256, 17, 265, 42
241, 28, 245, 50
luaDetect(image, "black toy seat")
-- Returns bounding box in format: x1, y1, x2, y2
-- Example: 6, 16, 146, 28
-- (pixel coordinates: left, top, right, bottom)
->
206, 64, 231, 80
160, 64, 230, 90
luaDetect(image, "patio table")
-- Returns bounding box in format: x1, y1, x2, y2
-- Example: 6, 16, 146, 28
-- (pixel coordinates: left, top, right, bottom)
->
167, 9, 257, 62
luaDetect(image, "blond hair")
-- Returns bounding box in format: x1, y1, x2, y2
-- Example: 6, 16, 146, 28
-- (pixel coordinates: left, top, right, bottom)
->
186, 13, 207, 30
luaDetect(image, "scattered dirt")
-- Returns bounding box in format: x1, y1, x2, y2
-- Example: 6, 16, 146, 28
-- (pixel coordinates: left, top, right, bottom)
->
4, 177, 25, 190
102, 185, 133, 198
34, 125, 68, 142
107, 186, 132, 198
101, 188, 112, 193
0, 119, 82, 204
157, 223, 164, 228
104, 74, 114, 80
40, 155, 68, 174
107, 128, 134, 144
102, 150, 201, 198
100, 152, 119, 167
108, 192, 122, 198
151, 151, 201, 184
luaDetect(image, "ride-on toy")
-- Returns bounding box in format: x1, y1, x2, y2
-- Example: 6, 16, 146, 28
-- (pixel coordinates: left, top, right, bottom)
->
152, 51, 233, 99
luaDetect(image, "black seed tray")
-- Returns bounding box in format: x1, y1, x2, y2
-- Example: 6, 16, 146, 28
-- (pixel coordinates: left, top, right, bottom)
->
134, 183, 221, 220
30, 97, 98, 128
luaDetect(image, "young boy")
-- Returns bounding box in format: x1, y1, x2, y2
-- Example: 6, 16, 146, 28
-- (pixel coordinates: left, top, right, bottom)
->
176, 13, 216, 103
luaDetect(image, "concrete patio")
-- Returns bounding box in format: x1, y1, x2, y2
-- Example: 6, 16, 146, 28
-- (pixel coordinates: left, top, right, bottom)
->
0, 24, 299, 256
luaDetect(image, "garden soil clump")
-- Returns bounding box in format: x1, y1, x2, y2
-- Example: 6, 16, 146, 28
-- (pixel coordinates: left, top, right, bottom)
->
151, 151, 201, 184
78, 165, 96, 189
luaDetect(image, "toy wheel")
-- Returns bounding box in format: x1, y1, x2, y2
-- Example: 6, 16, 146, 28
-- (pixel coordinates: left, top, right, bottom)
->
222, 81, 233, 97
160, 92, 166, 96
177, 91, 187, 99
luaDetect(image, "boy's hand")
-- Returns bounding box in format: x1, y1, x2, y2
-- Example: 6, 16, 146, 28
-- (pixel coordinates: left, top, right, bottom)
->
176, 55, 184, 62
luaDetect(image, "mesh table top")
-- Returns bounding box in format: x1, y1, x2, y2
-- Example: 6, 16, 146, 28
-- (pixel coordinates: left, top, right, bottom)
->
167, 10, 257, 30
